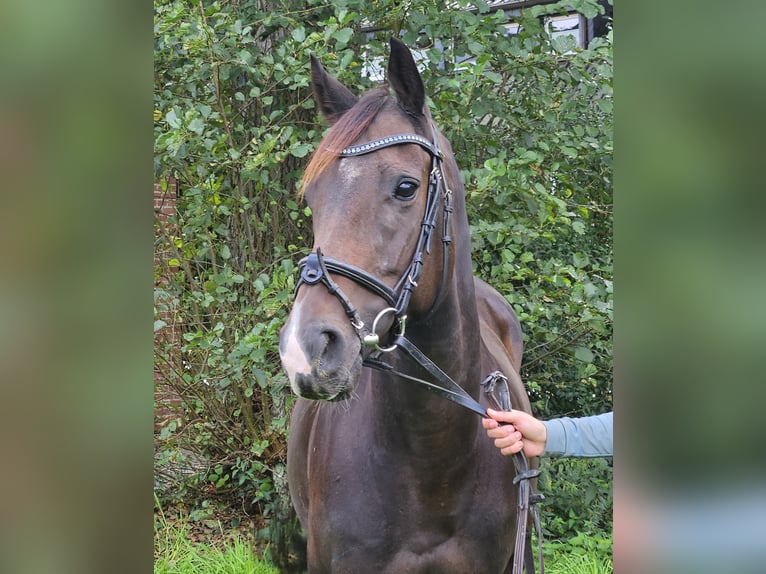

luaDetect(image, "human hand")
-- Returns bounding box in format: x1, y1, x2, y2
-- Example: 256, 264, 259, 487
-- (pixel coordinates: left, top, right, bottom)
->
482, 408, 547, 458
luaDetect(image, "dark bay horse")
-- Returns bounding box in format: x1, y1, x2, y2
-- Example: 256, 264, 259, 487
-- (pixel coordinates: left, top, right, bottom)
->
279, 38, 536, 573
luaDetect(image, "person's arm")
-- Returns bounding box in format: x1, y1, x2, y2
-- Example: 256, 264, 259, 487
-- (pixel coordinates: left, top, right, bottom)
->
483, 410, 613, 458
542, 412, 613, 457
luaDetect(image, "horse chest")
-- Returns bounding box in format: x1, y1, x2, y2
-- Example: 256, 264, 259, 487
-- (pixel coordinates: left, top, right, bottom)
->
312, 497, 506, 574
304, 432, 511, 572
313, 516, 509, 574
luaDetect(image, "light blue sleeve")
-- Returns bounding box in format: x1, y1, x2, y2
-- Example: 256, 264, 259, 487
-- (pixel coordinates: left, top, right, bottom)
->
542, 411, 613, 457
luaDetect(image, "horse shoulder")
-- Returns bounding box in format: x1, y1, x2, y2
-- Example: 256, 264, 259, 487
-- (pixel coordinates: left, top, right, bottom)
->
473, 276, 523, 373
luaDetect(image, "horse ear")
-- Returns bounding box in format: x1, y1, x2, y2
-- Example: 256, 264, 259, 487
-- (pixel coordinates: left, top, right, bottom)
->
387, 37, 425, 117
310, 54, 358, 125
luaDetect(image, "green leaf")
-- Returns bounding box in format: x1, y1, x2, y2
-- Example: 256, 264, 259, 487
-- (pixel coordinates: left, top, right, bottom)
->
188, 117, 204, 135
574, 347, 594, 363
165, 109, 180, 129
291, 27, 305, 43
561, 146, 578, 158
253, 369, 268, 389
597, 99, 613, 114
291, 143, 311, 158
332, 28, 353, 47
573, 252, 589, 268
238, 49, 253, 66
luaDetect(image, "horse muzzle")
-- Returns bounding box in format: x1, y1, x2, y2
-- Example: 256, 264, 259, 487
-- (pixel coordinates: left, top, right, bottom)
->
279, 306, 363, 401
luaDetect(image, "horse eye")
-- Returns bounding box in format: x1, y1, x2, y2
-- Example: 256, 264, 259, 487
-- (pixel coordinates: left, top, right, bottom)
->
394, 179, 419, 200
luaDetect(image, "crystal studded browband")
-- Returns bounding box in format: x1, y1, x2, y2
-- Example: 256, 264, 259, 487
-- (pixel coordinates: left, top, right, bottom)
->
339, 134, 441, 158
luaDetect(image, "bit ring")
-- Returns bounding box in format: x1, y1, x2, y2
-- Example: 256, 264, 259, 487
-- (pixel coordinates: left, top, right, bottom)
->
363, 307, 406, 352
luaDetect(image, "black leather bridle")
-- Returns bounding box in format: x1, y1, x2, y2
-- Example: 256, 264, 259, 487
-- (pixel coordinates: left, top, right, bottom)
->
294, 127, 544, 574
296, 129, 452, 349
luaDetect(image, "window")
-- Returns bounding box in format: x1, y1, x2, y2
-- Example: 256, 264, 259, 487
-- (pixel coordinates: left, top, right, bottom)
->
545, 14, 585, 51
361, 45, 429, 82
503, 22, 521, 37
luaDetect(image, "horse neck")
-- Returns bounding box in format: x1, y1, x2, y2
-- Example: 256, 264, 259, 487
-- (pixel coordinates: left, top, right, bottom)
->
408, 259, 480, 378
370, 137, 483, 458
371, 243, 483, 459
411, 165, 482, 392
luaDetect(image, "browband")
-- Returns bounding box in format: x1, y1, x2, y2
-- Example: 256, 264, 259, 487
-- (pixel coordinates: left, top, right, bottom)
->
340, 133, 441, 158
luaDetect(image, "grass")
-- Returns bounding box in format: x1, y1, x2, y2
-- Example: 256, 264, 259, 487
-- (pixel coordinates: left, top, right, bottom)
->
155, 536, 277, 574
543, 537, 613, 574
544, 548, 613, 574
154, 504, 277, 574
155, 507, 611, 574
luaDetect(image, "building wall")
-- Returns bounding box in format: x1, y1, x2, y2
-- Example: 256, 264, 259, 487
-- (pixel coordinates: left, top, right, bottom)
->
154, 179, 181, 431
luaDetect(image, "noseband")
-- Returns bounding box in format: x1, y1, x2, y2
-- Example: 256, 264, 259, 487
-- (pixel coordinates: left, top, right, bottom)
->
295, 127, 453, 349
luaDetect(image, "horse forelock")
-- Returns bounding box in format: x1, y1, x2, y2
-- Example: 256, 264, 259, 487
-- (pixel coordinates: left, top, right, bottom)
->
300, 87, 424, 197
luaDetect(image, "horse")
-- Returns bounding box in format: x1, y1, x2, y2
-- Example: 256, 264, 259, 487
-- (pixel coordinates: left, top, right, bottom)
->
279, 38, 538, 573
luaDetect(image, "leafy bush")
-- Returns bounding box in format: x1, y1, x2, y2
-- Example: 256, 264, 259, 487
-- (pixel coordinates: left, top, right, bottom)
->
154, 0, 612, 563
538, 458, 613, 540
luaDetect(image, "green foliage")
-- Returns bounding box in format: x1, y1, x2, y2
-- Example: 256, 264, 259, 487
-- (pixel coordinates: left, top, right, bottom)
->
538, 458, 613, 541
423, 9, 614, 420
154, 0, 612, 563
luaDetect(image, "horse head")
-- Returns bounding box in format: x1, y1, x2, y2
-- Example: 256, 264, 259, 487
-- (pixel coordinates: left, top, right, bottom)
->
279, 38, 459, 401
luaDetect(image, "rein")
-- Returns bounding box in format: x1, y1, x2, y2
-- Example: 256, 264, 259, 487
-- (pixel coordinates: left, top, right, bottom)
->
294, 128, 544, 574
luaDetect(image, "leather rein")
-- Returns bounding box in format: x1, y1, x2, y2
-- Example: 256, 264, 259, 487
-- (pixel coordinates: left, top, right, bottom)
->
294, 127, 544, 574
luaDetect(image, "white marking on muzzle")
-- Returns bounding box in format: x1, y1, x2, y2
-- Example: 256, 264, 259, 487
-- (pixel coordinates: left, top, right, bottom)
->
279, 303, 312, 392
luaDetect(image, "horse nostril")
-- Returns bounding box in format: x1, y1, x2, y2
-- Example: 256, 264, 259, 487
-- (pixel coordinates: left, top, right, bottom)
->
320, 328, 341, 360
316, 325, 354, 372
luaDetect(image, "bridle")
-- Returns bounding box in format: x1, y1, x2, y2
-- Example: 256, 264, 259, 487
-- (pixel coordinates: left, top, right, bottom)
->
294, 126, 544, 574
296, 128, 452, 351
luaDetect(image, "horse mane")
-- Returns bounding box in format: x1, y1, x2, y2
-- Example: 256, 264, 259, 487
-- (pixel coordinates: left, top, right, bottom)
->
300, 87, 392, 196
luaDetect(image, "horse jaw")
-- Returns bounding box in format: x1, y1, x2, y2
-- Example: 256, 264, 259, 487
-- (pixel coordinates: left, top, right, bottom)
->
279, 300, 363, 401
